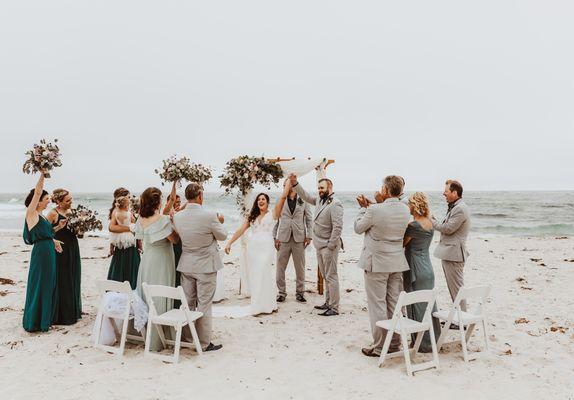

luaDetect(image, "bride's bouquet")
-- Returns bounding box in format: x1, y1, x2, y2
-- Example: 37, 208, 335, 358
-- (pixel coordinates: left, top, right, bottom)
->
219, 155, 284, 211
155, 156, 213, 186
22, 139, 62, 178
67, 204, 103, 237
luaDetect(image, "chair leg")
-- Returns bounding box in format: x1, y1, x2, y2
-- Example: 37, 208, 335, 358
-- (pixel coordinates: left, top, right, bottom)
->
465, 323, 476, 343
428, 325, 440, 369
94, 312, 103, 347
189, 322, 203, 355
118, 317, 129, 356
459, 322, 469, 362
144, 321, 153, 356
155, 322, 168, 348
411, 331, 424, 361
400, 331, 413, 376
173, 324, 182, 363
378, 329, 394, 367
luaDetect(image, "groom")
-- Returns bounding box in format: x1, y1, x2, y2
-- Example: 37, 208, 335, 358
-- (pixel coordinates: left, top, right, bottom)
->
289, 173, 344, 316
173, 182, 227, 352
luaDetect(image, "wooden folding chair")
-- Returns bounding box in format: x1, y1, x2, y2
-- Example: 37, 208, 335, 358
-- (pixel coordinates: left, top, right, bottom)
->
93, 280, 145, 356
377, 289, 440, 376
433, 285, 491, 362
142, 283, 203, 363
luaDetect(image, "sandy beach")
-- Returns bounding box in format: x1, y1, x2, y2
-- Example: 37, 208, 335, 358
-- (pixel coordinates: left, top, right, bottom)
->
0, 232, 573, 400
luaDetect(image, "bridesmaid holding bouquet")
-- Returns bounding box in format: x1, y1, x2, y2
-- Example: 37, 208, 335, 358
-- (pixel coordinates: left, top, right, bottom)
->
47, 188, 82, 325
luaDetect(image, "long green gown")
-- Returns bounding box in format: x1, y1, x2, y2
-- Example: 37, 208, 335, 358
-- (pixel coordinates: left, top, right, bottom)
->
403, 221, 441, 353
23, 216, 57, 332
52, 212, 82, 325
135, 215, 175, 351
107, 240, 140, 290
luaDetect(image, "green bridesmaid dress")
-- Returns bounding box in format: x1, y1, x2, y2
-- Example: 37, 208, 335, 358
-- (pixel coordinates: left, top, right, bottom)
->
403, 221, 441, 352
52, 212, 82, 325
107, 212, 141, 289
135, 215, 175, 352
173, 241, 183, 309
23, 216, 57, 332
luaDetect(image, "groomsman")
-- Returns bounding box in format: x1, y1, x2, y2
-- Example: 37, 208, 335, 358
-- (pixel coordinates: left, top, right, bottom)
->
432, 180, 471, 311
173, 183, 227, 352
355, 176, 411, 357
289, 173, 343, 316
274, 180, 313, 303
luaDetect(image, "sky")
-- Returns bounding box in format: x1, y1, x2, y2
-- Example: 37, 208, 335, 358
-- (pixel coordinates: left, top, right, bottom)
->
1, 1, 573, 193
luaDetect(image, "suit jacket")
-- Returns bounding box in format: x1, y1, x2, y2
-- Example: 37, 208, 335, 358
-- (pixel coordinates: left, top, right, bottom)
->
294, 184, 343, 250
354, 198, 411, 273
173, 203, 228, 274
433, 199, 470, 262
273, 195, 313, 243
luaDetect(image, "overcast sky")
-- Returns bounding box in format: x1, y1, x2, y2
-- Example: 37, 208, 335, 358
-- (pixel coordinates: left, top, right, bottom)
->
1, 1, 573, 193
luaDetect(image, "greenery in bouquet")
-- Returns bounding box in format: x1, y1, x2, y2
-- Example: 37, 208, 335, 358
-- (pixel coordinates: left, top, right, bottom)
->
219, 155, 284, 212
155, 155, 213, 186
67, 204, 103, 237
22, 139, 62, 178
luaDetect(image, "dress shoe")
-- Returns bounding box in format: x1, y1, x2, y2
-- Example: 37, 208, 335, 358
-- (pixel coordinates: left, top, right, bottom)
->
314, 303, 329, 310
319, 309, 339, 316
296, 293, 307, 303
361, 348, 379, 357
204, 343, 223, 352
276, 295, 286, 303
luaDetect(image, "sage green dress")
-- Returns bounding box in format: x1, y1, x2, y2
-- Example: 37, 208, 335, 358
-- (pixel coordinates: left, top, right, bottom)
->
403, 221, 441, 352
23, 216, 57, 332
52, 212, 82, 325
135, 215, 175, 351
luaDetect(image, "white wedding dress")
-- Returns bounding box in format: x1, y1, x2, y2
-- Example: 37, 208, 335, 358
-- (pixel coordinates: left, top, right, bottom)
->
246, 211, 278, 315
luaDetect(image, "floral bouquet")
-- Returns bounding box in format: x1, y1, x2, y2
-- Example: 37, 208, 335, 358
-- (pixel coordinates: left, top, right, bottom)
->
129, 195, 140, 218
22, 139, 62, 178
155, 156, 213, 186
219, 155, 284, 212
67, 204, 103, 237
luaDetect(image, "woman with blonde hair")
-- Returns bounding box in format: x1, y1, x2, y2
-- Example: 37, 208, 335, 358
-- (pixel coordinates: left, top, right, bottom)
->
403, 192, 441, 352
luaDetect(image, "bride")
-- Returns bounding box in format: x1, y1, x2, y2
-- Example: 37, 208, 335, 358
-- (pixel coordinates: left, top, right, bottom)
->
225, 179, 291, 315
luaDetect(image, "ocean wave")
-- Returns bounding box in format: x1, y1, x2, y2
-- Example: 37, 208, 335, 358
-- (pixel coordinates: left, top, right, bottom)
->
477, 224, 574, 236
473, 213, 508, 218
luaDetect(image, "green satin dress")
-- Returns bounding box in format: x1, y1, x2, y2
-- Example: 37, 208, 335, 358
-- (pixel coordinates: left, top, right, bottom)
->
23, 216, 57, 332
403, 221, 441, 352
52, 212, 82, 325
135, 215, 175, 351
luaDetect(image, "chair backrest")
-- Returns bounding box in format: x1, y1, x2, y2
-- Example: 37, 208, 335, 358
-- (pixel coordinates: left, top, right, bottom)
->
391, 289, 437, 325
97, 280, 132, 295
452, 285, 491, 315
142, 283, 189, 316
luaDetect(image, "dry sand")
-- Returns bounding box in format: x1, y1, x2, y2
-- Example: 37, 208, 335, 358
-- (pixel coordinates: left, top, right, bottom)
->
1, 232, 573, 400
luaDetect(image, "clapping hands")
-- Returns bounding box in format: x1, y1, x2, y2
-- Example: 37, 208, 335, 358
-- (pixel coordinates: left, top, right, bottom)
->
356, 194, 372, 208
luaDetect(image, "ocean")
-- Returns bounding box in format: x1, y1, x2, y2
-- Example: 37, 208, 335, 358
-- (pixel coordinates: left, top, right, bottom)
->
1, 191, 573, 237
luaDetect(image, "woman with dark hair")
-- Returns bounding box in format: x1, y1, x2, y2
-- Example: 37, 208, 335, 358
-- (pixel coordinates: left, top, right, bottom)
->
224, 181, 291, 315
22, 171, 63, 332
46, 188, 82, 325
107, 187, 140, 289
135, 187, 180, 351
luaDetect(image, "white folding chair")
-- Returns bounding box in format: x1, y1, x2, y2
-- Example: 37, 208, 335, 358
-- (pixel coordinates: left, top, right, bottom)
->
377, 289, 440, 376
93, 280, 145, 356
142, 283, 203, 363
433, 285, 491, 362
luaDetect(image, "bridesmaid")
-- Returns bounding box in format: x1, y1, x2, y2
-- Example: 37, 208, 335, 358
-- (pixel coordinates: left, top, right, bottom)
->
403, 192, 441, 353
107, 188, 140, 289
163, 182, 183, 308
135, 187, 180, 351
22, 172, 63, 332
47, 189, 82, 325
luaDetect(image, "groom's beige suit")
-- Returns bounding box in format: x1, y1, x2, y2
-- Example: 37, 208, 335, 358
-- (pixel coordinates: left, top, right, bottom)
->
173, 203, 227, 349
354, 198, 411, 354
273, 195, 313, 297
295, 184, 343, 312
